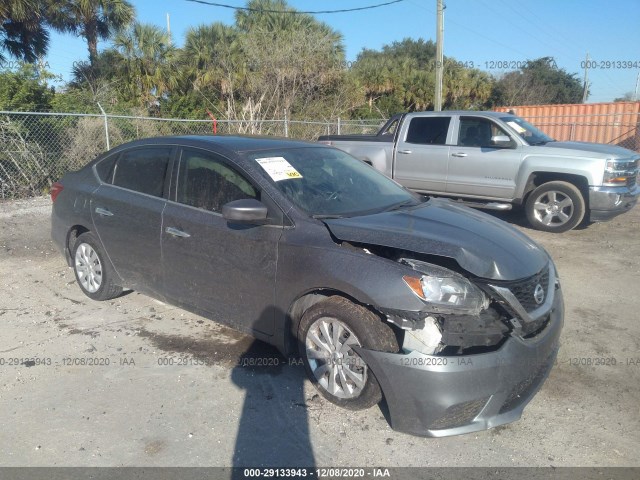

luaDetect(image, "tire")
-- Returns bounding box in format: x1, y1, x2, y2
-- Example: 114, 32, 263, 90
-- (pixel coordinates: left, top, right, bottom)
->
298, 296, 399, 410
72, 232, 123, 301
525, 181, 585, 233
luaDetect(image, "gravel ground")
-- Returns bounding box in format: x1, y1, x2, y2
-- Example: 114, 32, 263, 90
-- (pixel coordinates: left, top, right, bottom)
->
0, 196, 639, 467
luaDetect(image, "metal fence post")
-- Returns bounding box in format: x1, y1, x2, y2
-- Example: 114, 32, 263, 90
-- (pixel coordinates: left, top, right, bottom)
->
97, 103, 110, 150
284, 110, 289, 138
337, 117, 341, 135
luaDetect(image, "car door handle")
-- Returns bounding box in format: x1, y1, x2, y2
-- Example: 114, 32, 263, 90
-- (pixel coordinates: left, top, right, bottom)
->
165, 227, 191, 238
451, 152, 468, 157
398, 149, 412, 154
95, 207, 113, 216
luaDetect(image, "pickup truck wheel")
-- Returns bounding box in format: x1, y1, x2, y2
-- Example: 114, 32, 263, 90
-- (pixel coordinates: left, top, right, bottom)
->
525, 181, 585, 233
298, 296, 398, 411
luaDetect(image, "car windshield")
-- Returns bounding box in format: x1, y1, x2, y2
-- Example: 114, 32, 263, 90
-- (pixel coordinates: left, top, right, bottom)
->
500, 116, 555, 145
247, 147, 422, 218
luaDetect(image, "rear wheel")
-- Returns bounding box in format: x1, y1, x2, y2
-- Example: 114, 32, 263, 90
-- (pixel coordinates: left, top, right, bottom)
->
525, 181, 585, 233
72, 232, 122, 301
298, 296, 398, 410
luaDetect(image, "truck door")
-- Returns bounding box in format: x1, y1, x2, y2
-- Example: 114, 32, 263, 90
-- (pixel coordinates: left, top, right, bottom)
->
446, 116, 522, 199
393, 115, 452, 194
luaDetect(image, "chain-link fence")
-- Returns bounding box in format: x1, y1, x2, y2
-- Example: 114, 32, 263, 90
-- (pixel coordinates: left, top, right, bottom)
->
2, 110, 638, 200
0, 111, 384, 199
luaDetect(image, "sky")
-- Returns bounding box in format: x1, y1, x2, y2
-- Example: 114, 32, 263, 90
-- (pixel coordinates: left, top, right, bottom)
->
41, 0, 640, 105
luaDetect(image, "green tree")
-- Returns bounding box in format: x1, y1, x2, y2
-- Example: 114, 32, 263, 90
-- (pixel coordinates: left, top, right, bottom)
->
613, 92, 636, 102
49, 0, 135, 66
492, 57, 584, 106
0, 0, 50, 63
349, 38, 493, 116
111, 22, 176, 108
351, 49, 396, 113
0, 63, 54, 110
180, 23, 241, 100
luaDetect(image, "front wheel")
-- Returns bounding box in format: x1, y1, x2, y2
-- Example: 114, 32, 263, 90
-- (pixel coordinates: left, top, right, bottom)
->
298, 296, 398, 410
525, 181, 585, 233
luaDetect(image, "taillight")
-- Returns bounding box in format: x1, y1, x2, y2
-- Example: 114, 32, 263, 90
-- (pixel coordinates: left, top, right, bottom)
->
50, 182, 64, 202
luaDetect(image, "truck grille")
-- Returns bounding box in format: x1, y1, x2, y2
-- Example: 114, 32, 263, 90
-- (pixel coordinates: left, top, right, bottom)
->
506, 265, 550, 313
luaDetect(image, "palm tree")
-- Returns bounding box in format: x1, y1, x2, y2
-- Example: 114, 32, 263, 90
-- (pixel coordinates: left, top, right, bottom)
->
49, 0, 135, 66
111, 22, 175, 107
181, 23, 240, 95
353, 52, 395, 111
0, 0, 49, 63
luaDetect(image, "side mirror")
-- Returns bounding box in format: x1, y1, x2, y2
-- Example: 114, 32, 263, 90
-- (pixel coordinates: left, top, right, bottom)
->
222, 199, 269, 224
491, 135, 515, 148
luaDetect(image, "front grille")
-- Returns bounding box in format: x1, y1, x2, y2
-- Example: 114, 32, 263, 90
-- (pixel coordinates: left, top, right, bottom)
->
506, 265, 550, 312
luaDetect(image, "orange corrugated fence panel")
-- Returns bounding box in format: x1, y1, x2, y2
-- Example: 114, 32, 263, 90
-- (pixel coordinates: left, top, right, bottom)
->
495, 102, 640, 151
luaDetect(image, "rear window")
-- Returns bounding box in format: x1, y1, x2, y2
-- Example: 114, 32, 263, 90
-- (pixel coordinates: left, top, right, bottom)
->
405, 117, 451, 145
112, 147, 171, 197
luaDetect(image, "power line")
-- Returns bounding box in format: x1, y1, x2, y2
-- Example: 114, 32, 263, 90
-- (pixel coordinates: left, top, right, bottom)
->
406, 0, 532, 59
184, 0, 405, 14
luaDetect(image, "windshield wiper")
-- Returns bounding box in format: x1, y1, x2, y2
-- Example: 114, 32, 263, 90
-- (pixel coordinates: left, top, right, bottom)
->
383, 199, 418, 212
312, 214, 345, 219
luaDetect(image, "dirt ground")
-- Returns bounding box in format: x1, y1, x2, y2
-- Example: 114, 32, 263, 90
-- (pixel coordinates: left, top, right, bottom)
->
0, 196, 639, 468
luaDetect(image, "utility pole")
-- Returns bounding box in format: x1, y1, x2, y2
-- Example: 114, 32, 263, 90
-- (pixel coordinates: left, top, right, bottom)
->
434, 0, 444, 111
582, 52, 590, 103
634, 72, 639, 101
166, 13, 171, 44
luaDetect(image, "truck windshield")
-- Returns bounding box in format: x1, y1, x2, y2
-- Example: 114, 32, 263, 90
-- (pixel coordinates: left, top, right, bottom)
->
247, 147, 421, 218
501, 116, 555, 145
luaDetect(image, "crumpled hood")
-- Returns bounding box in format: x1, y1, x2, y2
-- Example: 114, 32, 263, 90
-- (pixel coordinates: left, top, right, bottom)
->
542, 141, 638, 158
324, 198, 548, 281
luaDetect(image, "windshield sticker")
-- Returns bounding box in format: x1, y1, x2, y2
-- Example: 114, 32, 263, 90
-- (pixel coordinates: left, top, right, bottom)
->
256, 157, 303, 181
506, 121, 527, 134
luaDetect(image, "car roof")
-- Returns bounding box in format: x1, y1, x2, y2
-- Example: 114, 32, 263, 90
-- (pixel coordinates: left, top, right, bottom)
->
116, 135, 319, 154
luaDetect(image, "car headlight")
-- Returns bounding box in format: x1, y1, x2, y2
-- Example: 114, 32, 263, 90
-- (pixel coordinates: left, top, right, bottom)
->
400, 258, 488, 315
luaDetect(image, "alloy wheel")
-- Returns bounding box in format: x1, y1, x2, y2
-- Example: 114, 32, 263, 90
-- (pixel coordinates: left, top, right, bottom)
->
305, 317, 367, 399
74, 243, 103, 293
532, 190, 574, 227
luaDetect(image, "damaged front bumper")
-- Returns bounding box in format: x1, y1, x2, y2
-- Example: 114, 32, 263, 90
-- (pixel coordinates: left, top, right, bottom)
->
356, 286, 563, 437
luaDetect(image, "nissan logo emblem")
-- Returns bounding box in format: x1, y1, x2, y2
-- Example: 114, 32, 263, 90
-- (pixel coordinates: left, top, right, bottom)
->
534, 284, 545, 305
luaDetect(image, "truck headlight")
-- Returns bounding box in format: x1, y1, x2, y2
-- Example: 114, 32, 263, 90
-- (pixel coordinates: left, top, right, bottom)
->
604, 159, 636, 186
400, 259, 488, 315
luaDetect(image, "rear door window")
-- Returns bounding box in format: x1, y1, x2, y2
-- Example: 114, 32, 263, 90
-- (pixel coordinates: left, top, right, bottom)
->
405, 117, 451, 145
176, 148, 258, 212
112, 147, 172, 197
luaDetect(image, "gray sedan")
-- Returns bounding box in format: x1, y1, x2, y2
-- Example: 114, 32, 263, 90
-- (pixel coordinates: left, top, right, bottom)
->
51, 136, 563, 437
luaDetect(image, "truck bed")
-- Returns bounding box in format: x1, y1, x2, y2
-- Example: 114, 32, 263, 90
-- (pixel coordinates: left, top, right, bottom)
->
318, 134, 393, 143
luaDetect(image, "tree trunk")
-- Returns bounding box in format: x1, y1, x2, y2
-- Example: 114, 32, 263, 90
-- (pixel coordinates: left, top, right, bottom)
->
85, 20, 98, 66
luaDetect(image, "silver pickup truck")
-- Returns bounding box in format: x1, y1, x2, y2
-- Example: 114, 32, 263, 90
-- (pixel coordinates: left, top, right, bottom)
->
319, 111, 639, 232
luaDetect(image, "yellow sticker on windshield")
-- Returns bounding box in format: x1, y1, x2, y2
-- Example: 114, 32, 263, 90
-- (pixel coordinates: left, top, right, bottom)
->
506, 121, 527, 134
256, 157, 303, 181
